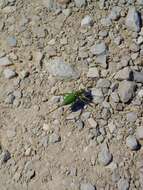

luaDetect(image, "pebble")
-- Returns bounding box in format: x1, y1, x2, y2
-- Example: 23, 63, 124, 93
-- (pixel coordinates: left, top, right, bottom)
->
96, 79, 111, 88
118, 80, 136, 103
46, 57, 79, 80
5, 94, 15, 104
49, 133, 61, 144
90, 42, 107, 56
0, 56, 12, 66
87, 67, 99, 78
7, 36, 17, 47
19, 70, 29, 79
126, 112, 137, 122
126, 135, 139, 150
3, 68, 17, 79
108, 121, 117, 133
74, 0, 86, 7
114, 67, 132, 81
95, 54, 107, 68
108, 6, 121, 21
101, 17, 112, 27
57, 0, 70, 5
62, 8, 71, 17
40, 136, 49, 147
80, 183, 95, 190
138, 89, 143, 98
75, 119, 84, 130
125, 7, 141, 32
81, 15, 93, 27
136, 126, 143, 140
88, 118, 98, 128
117, 178, 130, 190
133, 71, 143, 83
110, 92, 120, 103
98, 143, 112, 166
0, 150, 11, 165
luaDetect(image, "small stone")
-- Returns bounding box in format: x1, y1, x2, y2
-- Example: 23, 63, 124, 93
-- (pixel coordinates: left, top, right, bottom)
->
118, 80, 136, 103
62, 8, 71, 17
46, 57, 79, 80
43, 123, 50, 132
95, 54, 107, 68
87, 67, 99, 78
25, 147, 32, 156
114, 67, 132, 80
137, 36, 143, 44
7, 36, 17, 47
13, 90, 22, 98
81, 15, 93, 27
110, 92, 120, 103
57, 0, 70, 5
90, 42, 107, 55
126, 112, 137, 122
40, 136, 49, 147
138, 89, 143, 98
136, 126, 143, 140
133, 71, 143, 83
108, 121, 116, 133
125, 7, 141, 32
80, 183, 95, 190
98, 143, 112, 166
96, 79, 111, 88
88, 118, 98, 128
126, 135, 139, 150
117, 178, 130, 190
137, 0, 143, 5
108, 6, 121, 21
3, 68, 17, 79
74, 0, 86, 7
0, 56, 12, 66
0, 150, 11, 165
49, 133, 61, 143
5, 94, 15, 104
7, 129, 16, 138
75, 120, 84, 130
19, 70, 29, 79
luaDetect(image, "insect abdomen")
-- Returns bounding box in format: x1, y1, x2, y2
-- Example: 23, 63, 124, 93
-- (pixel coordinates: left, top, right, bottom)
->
63, 93, 77, 105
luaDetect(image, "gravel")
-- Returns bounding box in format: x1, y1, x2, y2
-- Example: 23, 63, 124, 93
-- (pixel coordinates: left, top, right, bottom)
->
81, 15, 93, 27
90, 42, 107, 56
125, 7, 141, 32
117, 178, 130, 190
118, 80, 136, 103
98, 143, 112, 166
3, 68, 17, 79
126, 135, 139, 150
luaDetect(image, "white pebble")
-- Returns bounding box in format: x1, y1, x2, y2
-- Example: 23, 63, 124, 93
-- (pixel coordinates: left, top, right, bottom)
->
81, 15, 93, 27
126, 135, 139, 150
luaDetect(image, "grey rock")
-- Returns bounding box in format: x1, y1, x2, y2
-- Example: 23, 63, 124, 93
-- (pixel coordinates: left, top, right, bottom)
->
91, 88, 104, 104
3, 68, 17, 79
96, 79, 111, 88
133, 71, 143, 83
98, 143, 112, 166
136, 126, 143, 140
118, 81, 136, 103
137, 36, 143, 44
130, 43, 140, 52
49, 133, 61, 143
95, 54, 107, 68
75, 120, 84, 130
0, 150, 11, 165
81, 15, 93, 27
125, 7, 141, 32
138, 89, 143, 98
0, 56, 11, 66
120, 56, 130, 68
74, 0, 86, 7
80, 183, 95, 190
13, 90, 22, 99
126, 112, 137, 122
19, 70, 29, 79
110, 92, 120, 103
114, 67, 132, 80
0, 0, 8, 9
108, 6, 121, 21
5, 94, 15, 104
62, 8, 71, 17
40, 136, 49, 147
7, 129, 16, 138
117, 178, 129, 190
7, 36, 17, 47
126, 135, 139, 150
98, 0, 105, 9
90, 42, 107, 56
98, 30, 108, 38
87, 67, 99, 78
46, 58, 79, 80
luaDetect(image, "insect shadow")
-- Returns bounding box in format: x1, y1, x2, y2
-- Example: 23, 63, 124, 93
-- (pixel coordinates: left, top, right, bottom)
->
70, 90, 93, 112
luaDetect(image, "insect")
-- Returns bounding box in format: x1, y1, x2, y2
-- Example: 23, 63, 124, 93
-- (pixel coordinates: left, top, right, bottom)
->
48, 89, 94, 114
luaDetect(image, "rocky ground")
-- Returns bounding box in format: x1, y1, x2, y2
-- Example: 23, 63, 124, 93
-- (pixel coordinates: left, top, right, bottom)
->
0, 0, 143, 189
